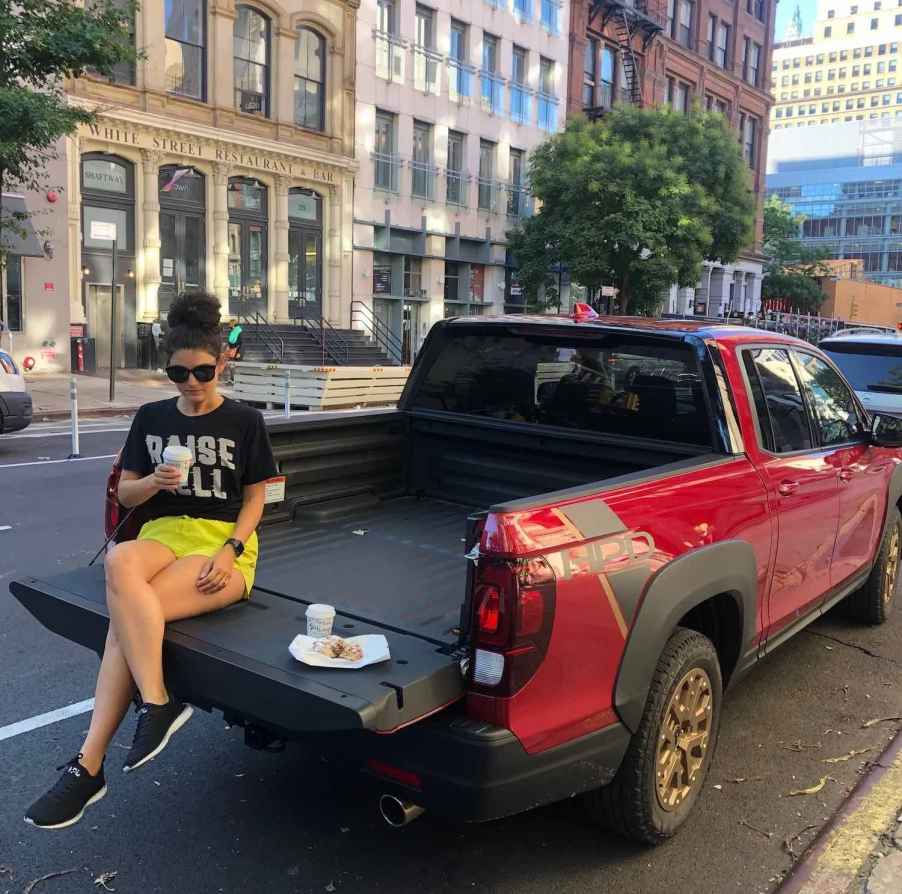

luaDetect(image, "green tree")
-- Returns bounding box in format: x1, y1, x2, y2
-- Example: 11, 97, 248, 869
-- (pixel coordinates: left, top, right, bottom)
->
761, 195, 829, 314
0, 0, 138, 235
507, 106, 755, 315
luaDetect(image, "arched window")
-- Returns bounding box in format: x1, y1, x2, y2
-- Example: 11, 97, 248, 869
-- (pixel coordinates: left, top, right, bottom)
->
234, 6, 270, 116
294, 27, 325, 131
165, 0, 206, 100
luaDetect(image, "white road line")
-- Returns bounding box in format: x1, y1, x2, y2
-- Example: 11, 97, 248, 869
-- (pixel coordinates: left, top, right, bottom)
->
1, 426, 130, 440
0, 453, 116, 470
0, 699, 95, 743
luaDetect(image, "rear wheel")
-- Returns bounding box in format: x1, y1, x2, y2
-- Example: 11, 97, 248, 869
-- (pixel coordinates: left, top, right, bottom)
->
584, 627, 722, 845
845, 507, 901, 625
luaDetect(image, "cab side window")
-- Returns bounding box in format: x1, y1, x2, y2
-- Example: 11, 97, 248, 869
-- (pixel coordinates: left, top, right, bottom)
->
742, 348, 814, 453
793, 351, 865, 446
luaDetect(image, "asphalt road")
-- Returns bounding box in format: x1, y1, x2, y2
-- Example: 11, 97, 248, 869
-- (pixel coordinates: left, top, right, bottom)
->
2, 422, 902, 894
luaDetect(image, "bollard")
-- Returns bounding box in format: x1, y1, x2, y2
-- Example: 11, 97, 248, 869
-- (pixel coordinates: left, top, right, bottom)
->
283, 370, 291, 418
68, 376, 80, 459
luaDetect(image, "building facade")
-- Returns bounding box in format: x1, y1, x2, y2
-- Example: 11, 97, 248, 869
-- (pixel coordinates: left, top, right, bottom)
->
353, 0, 569, 362
767, 117, 902, 289
771, 1, 902, 130
7, 0, 359, 373
565, 0, 775, 317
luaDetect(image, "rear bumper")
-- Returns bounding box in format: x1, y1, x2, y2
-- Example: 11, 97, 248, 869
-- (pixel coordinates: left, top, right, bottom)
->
330, 711, 632, 823
0, 391, 32, 432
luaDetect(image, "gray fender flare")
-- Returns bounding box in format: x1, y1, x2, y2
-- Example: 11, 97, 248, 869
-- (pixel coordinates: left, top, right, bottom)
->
613, 540, 758, 735
878, 462, 902, 545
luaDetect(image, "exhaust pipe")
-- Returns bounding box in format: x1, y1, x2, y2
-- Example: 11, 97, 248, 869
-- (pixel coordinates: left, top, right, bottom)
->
379, 793, 425, 828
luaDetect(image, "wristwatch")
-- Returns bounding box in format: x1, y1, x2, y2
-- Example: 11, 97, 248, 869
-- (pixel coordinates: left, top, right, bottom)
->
224, 537, 245, 557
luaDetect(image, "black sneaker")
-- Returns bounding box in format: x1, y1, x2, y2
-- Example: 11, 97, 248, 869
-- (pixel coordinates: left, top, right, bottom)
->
24, 754, 106, 830
123, 698, 193, 773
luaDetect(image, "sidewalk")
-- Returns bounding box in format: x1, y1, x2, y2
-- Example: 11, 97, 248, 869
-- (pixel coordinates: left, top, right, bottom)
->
781, 729, 902, 894
26, 369, 175, 421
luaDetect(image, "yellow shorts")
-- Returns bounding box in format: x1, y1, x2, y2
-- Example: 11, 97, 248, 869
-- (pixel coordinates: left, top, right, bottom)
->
137, 516, 259, 597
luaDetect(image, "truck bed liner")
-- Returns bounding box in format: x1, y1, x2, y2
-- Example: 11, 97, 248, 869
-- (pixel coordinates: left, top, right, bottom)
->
256, 495, 470, 643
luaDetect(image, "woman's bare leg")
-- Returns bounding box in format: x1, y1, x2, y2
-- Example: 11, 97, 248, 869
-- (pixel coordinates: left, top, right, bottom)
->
78, 626, 135, 776
78, 545, 243, 774
104, 540, 179, 706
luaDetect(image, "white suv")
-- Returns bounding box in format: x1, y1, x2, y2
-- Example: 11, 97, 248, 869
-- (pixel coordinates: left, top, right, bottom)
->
0, 349, 32, 433
819, 328, 902, 417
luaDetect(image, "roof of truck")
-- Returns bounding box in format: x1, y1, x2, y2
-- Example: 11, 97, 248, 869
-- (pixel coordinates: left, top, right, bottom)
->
446, 314, 809, 348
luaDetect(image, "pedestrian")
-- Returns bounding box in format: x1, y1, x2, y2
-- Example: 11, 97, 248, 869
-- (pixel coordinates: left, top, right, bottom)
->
25, 291, 277, 830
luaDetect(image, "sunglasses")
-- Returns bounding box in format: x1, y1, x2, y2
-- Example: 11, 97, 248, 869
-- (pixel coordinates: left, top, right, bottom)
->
166, 364, 217, 384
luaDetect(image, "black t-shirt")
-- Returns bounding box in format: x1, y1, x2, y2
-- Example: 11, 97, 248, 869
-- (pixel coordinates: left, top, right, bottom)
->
120, 397, 278, 523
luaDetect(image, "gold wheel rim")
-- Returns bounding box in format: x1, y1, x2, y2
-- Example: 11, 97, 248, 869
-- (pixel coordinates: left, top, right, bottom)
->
884, 527, 900, 606
655, 667, 713, 813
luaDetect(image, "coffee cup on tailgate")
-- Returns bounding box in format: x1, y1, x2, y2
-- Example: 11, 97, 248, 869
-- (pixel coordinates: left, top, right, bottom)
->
306, 604, 336, 638
162, 444, 193, 486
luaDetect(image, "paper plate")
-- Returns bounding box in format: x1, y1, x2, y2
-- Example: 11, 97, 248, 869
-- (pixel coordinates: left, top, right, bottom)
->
288, 634, 391, 670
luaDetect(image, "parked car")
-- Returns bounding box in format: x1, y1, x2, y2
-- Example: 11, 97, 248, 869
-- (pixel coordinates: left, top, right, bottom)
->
820, 328, 902, 417
0, 349, 32, 433
11, 314, 902, 845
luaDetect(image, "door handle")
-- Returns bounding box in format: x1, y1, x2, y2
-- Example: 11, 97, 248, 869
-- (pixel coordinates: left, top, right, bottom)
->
778, 480, 800, 496
839, 469, 854, 482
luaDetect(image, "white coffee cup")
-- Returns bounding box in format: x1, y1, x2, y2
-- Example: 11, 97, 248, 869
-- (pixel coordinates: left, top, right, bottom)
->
306, 604, 336, 638
162, 444, 193, 487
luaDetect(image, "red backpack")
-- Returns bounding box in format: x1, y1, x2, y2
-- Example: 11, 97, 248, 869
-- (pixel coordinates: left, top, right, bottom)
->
104, 452, 146, 543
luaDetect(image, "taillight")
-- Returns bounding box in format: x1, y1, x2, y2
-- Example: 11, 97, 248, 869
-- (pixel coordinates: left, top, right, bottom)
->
467, 557, 555, 696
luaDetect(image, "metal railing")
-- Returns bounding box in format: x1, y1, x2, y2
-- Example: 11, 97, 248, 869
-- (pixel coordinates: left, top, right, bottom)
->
374, 30, 405, 83
410, 159, 438, 200
477, 177, 498, 212
291, 311, 351, 365
480, 70, 505, 115
509, 84, 532, 123
507, 183, 532, 219
372, 151, 401, 192
351, 300, 404, 365
238, 310, 284, 362
537, 94, 559, 131
413, 45, 442, 94
445, 170, 470, 206
447, 58, 475, 102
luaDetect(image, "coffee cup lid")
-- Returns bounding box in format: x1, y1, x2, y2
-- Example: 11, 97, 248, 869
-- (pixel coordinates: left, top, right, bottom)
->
306, 603, 336, 618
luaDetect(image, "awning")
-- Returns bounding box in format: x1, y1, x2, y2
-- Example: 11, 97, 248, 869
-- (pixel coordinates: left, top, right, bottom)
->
0, 194, 44, 258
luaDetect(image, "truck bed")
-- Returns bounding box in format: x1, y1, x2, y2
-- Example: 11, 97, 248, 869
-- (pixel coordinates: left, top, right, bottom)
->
256, 495, 470, 644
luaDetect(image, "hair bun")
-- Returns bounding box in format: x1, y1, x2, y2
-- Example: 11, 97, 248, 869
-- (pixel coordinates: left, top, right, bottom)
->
167, 292, 221, 331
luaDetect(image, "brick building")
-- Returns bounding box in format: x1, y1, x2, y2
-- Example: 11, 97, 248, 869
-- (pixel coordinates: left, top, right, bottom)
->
564, 0, 776, 316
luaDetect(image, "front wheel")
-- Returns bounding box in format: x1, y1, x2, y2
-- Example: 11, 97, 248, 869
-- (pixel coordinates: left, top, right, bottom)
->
584, 627, 723, 845
845, 507, 901, 625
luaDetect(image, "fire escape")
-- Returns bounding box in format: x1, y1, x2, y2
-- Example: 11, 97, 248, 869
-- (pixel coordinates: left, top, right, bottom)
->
585, 0, 664, 118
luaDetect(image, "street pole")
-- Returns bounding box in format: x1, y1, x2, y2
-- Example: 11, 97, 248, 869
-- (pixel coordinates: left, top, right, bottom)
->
109, 236, 117, 402
68, 376, 80, 459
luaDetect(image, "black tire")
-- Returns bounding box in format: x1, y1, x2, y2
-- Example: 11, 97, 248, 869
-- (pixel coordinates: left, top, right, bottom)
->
845, 507, 901, 625
584, 627, 723, 845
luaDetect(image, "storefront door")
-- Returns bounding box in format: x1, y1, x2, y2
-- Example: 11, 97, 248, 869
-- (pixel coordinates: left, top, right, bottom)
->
288, 188, 323, 320
288, 226, 322, 319
159, 166, 206, 313
227, 177, 268, 318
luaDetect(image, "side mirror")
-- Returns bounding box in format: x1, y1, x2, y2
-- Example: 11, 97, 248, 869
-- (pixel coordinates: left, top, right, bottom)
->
871, 414, 902, 448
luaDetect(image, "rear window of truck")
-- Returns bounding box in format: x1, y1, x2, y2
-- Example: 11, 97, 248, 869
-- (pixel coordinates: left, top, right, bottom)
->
410, 328, 711, 446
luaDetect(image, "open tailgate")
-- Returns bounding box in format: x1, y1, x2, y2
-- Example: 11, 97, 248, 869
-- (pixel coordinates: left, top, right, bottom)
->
10, 566, 465, 734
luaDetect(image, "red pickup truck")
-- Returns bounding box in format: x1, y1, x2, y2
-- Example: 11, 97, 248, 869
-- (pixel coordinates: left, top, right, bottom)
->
11, 315, 902, 844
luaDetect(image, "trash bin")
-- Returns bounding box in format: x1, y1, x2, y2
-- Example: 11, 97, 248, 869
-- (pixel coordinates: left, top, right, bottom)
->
70, 337, 96, 374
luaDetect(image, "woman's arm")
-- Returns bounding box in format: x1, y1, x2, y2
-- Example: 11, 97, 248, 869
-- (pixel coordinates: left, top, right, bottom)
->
231, 482, 267, 544
196, 482, 267, 594
118, 467, 182, 508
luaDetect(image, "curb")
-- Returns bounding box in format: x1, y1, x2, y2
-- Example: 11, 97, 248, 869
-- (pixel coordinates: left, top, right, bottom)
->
34, 406, 141, 422
779, 727, 902, 894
